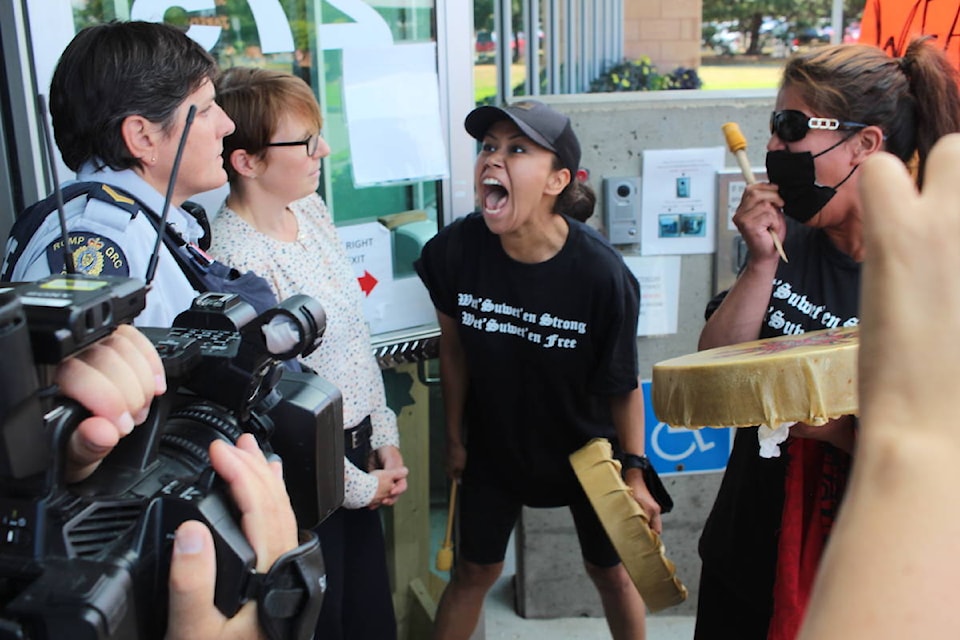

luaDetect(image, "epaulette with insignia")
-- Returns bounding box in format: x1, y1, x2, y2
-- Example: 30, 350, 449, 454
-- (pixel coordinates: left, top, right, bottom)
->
87, 183, 141, 217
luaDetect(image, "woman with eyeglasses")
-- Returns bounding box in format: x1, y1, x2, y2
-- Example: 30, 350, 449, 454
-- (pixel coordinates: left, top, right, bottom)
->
694, 39, 960, 640
209, 66, 408, 640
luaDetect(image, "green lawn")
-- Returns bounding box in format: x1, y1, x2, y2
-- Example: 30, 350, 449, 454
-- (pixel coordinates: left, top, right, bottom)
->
698, 62, 783, 90
474, 63, 526, 103
473, 60, 782, 103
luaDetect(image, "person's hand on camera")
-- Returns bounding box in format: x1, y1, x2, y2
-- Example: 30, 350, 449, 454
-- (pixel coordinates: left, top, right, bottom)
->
56, 324, 166, 482
166, 433, 299, 640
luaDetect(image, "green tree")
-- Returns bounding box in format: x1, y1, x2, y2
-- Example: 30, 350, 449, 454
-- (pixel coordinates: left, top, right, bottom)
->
703, 0, 866, 55
474, 0, 528, 62
475, 0, 493, 32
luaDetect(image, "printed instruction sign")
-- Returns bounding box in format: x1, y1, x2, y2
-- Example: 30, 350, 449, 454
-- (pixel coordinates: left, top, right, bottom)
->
623, 255, 681, 336
640, 147, 724, 256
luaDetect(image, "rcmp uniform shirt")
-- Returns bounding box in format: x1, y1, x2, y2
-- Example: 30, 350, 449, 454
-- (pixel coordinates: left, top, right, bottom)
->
8, 163, 204, 328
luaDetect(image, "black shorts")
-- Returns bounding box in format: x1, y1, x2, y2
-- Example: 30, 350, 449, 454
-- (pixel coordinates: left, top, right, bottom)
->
457, 476, 621, 568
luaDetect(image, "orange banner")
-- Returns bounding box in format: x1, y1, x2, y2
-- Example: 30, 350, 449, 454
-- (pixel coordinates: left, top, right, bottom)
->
859, 0, 960, 66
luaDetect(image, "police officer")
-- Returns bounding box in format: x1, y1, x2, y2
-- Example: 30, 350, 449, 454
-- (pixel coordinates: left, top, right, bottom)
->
4, 21, 239, 327
3, 20, 321, 640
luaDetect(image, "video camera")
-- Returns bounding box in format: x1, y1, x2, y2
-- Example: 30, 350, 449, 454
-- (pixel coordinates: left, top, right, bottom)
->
0, 274, 344, 640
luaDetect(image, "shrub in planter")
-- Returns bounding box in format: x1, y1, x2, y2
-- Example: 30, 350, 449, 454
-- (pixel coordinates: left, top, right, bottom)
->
665, 67, 703, 90
590, 57, 702, 92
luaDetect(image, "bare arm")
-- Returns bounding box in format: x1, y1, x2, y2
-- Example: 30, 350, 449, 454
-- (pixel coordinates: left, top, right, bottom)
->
437, 311, 469, 480
698, 260, 779, 350
799, 136, 960, 638
789, 415, 856, 454
699, 183, 784, 350
610, 386, 661, 533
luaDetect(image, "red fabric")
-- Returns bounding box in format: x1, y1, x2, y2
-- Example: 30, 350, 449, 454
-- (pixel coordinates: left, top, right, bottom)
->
768, 438, 850, 640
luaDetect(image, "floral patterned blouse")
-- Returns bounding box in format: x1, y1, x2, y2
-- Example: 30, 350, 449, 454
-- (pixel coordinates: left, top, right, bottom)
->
210, 193, 399, 508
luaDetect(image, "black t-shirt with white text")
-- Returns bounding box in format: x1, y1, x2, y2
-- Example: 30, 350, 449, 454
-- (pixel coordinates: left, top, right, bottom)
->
416, 213, 640, 506
698, 219, 860, 608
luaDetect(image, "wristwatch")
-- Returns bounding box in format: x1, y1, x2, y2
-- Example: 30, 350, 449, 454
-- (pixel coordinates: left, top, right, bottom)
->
620, 453, 651, 480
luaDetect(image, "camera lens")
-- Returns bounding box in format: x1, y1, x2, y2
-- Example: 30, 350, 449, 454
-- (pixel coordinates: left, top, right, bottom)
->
160, 402, 246, 473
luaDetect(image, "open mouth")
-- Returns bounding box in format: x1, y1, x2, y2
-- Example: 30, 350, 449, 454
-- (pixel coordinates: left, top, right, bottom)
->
482, 178, 509, 215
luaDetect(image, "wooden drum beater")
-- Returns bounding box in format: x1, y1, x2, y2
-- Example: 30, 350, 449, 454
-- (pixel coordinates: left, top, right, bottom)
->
722, 121, 789, 263
435, 481, 458, 572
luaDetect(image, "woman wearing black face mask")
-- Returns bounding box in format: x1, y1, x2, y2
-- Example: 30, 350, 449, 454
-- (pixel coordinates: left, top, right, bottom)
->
694, 39, 960, 640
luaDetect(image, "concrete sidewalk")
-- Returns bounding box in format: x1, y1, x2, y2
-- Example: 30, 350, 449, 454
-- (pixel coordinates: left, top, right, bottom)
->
486, 574, 695, 639
430, 507, 697, 639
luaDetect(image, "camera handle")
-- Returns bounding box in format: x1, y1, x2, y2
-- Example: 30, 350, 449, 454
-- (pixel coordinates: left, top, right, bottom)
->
136, 474, 258, 626
90, 331, 204, 479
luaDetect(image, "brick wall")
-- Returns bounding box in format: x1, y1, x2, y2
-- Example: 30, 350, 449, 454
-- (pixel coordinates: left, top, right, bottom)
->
624, 0, 702, 72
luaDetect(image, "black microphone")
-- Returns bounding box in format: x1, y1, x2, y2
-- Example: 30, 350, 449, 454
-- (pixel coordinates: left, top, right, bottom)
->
36, 94, 74, 274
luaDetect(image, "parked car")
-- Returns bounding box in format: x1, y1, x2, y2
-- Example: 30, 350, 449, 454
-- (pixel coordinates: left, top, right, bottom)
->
702, 21, 742, 55
475, 30, 495, 61
474, 30, 538, 62
792, 26, 830, 46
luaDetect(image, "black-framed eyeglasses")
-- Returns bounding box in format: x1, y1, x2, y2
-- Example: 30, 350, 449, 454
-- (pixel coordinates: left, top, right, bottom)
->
267, 132, 321, 156
769, 110, 869, 143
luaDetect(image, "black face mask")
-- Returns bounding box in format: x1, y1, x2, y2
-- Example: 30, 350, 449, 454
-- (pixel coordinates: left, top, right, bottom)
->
765, 138, 858, 223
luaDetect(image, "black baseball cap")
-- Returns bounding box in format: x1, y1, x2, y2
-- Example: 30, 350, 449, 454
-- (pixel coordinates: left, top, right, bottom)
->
464, 100, 581, 174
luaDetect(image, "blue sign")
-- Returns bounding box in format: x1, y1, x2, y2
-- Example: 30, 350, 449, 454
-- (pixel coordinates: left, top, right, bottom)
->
642, 380, 733, 476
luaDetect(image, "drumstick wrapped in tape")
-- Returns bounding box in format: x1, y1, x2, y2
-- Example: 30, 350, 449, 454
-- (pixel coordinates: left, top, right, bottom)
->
722, 121, 789, 263
570, 439, 687, 612
652, 326, 858, 429
435, 481, 457, 572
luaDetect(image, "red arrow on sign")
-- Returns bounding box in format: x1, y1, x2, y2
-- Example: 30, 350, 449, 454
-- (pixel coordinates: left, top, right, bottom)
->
358, 270, 378, 296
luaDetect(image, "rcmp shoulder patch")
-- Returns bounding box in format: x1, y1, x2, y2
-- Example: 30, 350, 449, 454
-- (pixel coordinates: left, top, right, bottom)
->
45, 233, 129, 276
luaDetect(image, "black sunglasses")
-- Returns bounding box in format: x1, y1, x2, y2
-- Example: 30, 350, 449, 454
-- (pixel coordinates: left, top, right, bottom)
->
769, 110, 869, 143
267, 132, 321, 156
